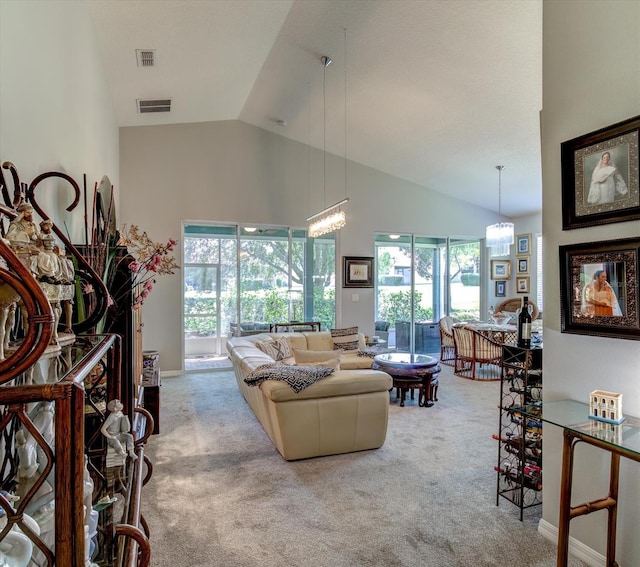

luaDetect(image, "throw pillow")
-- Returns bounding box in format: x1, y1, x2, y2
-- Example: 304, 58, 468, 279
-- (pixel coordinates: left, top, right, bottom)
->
293, 348, 339, 364
256, 338, 291, 361
330, 326, 359, 351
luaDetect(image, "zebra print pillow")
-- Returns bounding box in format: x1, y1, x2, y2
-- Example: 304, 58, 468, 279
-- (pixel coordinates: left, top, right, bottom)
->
330, 326, 359, 351
256, 338, 291, 361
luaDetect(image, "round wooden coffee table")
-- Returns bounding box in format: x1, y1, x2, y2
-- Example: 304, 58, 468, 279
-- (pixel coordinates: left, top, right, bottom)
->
372, 352, 440, 407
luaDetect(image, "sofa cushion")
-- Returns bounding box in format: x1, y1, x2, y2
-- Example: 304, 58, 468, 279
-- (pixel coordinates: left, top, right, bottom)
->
293, 348, 338, 364
260, 368, 392, 402
302, 332, 335, 351
279, 333, 309, 351
330, 326, 360, 351
256, 338, 291, 361
244, 363, 335, 393
339, 353, 375, 370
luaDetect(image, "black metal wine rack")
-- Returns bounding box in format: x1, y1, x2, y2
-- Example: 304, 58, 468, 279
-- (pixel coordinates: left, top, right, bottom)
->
495, 344, 543, 520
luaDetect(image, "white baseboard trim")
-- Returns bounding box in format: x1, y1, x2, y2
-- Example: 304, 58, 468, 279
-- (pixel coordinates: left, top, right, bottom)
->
538, 519, 605, 567
161, 370, 182, 377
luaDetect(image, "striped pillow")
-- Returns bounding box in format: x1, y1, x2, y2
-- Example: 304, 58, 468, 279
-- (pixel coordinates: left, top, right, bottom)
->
256, 338, 291, 361
330, 326, 359, 351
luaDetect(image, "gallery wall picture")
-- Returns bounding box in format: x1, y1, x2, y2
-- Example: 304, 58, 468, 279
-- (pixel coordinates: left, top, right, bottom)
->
516, 276, 530, 294
491, 260, 511, 280
516, 233, 532, 256
495, 281, 506, 297
517, 257, 530, 275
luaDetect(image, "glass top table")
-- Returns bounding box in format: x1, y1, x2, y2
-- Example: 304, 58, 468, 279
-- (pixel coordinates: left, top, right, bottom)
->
519, 399, 640, 461
518, 399, 639, 567
373, 352, 437, 369
372, 353, 440, 407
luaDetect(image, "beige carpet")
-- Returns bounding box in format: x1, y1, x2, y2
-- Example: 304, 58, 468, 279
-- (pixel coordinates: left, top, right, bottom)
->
141, 365, 588, 567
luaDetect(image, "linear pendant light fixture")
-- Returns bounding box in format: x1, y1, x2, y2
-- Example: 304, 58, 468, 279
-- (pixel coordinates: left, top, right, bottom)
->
485, 165, 514, 257
308, 32, 349, 238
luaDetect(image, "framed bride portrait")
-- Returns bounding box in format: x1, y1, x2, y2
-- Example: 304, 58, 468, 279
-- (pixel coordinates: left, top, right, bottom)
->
561, 115, 640, 230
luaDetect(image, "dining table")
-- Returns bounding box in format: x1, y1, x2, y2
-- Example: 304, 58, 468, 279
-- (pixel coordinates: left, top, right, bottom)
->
454, 321, 518, 344
455, 320, 543, 346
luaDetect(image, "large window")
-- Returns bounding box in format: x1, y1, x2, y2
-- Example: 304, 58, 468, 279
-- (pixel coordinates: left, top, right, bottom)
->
375, 233, 480, 354
183, 224, 335, 369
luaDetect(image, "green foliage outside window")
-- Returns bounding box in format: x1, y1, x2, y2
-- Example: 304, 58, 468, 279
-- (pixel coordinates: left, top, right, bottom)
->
313, 287, 335, 330
377, 290, 431, 326
184, 316, 217, 336
460, 273, 480, 286
184, 297, 216, 315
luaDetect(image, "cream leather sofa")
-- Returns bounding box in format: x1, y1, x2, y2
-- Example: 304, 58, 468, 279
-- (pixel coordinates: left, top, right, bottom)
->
226, 331, 393, 461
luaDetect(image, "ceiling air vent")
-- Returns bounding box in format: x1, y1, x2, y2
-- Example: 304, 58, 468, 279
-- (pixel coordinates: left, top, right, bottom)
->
137, 99, 172, 114
136, 49, 156, 67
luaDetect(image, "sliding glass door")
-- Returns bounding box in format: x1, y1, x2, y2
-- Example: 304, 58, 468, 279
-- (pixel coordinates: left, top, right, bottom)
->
183, 223, 335, 370
375, 233, 480, 354
183, 226, 238, 363
449, 238, 481, 320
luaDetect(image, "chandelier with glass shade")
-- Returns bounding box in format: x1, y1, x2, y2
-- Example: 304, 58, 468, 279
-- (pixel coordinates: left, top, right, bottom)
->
307, 31, 349, 238
486, 165, 514, 257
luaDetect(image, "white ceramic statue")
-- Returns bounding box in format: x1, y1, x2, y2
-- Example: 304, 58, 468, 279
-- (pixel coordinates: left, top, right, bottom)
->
100, 400, 136, 460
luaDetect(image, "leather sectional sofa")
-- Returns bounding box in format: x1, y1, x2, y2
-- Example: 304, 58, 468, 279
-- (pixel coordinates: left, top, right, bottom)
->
226, 331, 393, 460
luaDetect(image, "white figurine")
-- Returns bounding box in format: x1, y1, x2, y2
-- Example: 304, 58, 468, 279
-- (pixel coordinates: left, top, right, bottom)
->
5, 203, 40, 249
100, 400, 136, 460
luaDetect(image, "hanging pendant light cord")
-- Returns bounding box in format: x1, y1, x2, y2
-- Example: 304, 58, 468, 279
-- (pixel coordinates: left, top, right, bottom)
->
307, 81, 311, 218
341, 31, 350, 212
323, 58, 327, 211
497, 165, 502, 214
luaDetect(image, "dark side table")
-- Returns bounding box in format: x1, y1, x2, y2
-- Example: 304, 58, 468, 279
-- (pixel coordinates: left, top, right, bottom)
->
373, 352, 440, 407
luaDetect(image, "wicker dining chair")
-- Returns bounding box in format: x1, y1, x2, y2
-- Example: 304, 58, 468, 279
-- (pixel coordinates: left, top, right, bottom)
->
453, 325, 502, 381
494, 297, 540, 322
438, 316, 458, 366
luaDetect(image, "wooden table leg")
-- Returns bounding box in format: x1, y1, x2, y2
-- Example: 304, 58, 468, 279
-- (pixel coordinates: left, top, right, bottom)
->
557, 430, 576, 567
557, 431, 622, 567
606, 453, 620, 567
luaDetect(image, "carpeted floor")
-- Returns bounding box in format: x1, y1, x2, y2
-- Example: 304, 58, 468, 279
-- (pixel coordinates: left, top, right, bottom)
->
141, 365, 589, 567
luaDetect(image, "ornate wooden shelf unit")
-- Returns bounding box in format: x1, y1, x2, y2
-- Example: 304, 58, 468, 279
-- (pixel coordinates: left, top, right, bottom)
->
0, 163, 152, 566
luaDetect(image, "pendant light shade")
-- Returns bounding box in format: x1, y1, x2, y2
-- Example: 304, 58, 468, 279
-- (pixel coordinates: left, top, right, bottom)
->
486, 165, 514, 257
308, 32, 349, 238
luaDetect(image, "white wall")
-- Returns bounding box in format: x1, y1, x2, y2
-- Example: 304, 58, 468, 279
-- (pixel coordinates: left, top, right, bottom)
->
119, 119, 536, 370
0, 0, 119, 241
542, 1, 640, 564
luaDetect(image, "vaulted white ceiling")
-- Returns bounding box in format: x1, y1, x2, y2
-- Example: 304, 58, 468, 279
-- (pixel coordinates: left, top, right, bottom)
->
89, 0, 542, 217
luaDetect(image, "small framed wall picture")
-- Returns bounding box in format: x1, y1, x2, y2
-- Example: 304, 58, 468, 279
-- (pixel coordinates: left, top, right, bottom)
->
516, 276, 530, 294
343, 256, 374, 288
491, 259, 511, 280
495, 280, 506, 297
517, 257, 530, 275
516, 233, 532, 256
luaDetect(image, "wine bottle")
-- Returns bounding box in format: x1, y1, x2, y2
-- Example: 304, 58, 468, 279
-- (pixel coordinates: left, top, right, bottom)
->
492, 432, 542, 449
517, 296, 532, 348
494, 461, 542, 491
